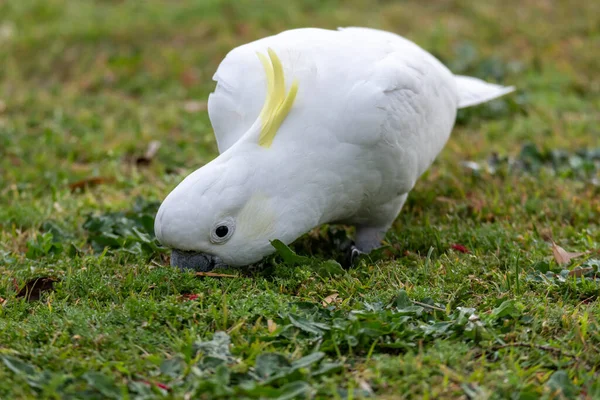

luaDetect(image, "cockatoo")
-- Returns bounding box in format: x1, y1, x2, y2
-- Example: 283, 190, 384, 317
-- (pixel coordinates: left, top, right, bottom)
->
155, 27, 514, 271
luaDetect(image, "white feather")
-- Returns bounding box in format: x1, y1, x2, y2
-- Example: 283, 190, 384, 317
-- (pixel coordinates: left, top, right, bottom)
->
157, 27, 515, 266
454, 75, 515, 108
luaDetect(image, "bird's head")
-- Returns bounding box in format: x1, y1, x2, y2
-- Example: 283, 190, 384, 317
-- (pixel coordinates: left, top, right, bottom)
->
155, 47, 309, 270
154, 146, 303, 271
154, 149, 295, 270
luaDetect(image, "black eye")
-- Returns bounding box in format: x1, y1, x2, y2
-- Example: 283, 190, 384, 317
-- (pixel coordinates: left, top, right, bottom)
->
215, 225, 229, 238
210, 218, 235, 244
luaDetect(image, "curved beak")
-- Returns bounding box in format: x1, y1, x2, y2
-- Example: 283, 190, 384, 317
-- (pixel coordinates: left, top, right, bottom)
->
170, 249, 227, 272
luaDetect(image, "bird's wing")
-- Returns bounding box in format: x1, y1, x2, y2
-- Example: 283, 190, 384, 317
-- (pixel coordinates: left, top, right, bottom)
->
207, 43, 268, 154
207, 27, 459, 156
207, 28, 391, 153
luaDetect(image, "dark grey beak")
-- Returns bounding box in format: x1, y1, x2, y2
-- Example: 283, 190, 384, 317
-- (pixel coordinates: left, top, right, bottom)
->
170, 249, 226, 272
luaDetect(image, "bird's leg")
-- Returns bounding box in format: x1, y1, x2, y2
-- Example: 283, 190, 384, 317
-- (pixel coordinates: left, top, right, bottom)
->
343, 226, 386, 268
349, 244, 365, 267
355, 226, 388, 253
342, 242, 362, 268
345, 193, 409, 267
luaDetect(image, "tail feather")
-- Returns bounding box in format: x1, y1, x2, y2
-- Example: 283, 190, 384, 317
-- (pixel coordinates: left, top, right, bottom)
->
455, 75, 515, 109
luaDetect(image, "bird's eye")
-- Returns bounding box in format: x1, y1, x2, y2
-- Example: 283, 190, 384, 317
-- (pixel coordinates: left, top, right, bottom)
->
210, 218, 235, 244
215, 225, 229, 238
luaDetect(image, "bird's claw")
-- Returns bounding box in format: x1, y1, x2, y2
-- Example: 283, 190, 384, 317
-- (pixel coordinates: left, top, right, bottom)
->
343, 244, 364, 268
351, 246, 364, 265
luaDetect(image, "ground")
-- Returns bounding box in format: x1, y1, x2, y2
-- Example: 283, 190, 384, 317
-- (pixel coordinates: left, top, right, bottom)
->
0, 0, 599, 399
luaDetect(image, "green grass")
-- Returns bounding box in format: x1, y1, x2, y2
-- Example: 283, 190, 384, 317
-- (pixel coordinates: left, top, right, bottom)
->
1, 0, 599, 398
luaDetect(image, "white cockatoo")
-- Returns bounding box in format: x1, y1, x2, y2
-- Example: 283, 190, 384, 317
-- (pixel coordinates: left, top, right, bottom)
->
155, 27, 514, 271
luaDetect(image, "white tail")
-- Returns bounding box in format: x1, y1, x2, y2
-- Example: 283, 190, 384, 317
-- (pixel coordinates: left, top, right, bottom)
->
455, 75, 515, 109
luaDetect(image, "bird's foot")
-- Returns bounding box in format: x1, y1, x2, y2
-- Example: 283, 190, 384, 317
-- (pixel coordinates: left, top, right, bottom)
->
343, 243, 365, 268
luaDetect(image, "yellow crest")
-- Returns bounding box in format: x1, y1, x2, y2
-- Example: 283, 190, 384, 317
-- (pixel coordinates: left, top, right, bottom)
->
256, 48, 298, 148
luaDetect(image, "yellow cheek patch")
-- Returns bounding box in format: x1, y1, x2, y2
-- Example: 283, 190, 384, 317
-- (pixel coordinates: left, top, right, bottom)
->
256, 48, 299, 148
237, 192, 276, 239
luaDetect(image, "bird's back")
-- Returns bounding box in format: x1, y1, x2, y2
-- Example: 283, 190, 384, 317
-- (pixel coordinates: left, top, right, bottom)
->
208, 27, 459, 167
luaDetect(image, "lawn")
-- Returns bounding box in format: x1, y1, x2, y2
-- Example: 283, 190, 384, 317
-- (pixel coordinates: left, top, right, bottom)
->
1, 0, 599, 398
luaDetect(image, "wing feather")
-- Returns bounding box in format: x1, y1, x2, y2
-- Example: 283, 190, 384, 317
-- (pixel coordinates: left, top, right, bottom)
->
207, 28, 459, 155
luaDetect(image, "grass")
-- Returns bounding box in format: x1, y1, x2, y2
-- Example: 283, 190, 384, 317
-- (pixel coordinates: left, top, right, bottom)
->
0, 0, 599, 398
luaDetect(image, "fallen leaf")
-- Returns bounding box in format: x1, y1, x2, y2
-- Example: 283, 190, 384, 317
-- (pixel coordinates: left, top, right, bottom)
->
140, 381, 171, 391
16, 277, 60, 301
466, 193, 485, 213
68, 177, 113, 192
180, 68, 199, 87
322, 293, 339, 306
267, 319, 277, 333
135, 140, 161, 166
538, 229, 553, 242
568, 267, 594, 277
183, 100, 207, 113
451, 244, 470, 254
7, 153, 21, 166
551, 242, 585, 265
436, 196, 456, 204
195, 272, 237, 278
181, 293, 200, 301
356, 378, 374, 395
0, 296, 6, 306
461, 160, 481, 172
235, 22, 251, 37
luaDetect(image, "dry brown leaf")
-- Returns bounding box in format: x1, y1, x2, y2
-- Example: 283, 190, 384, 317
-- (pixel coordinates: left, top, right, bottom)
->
322, 293, 339, 306
267, 319, 277, 333
7, 153, 21, 166
536, 225, 553, 242
183, 100, 207, 113
16, 277, 60, 301
68, 176, 114, 192
180, 68, 199, 87
195, 272, 237, 278
551, 242, 586, 265
568, 267, 594, 277
235, 22, 251, 37
135, 140, 161, 166
436, 196, 456, 204
356, 378, 374, 395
